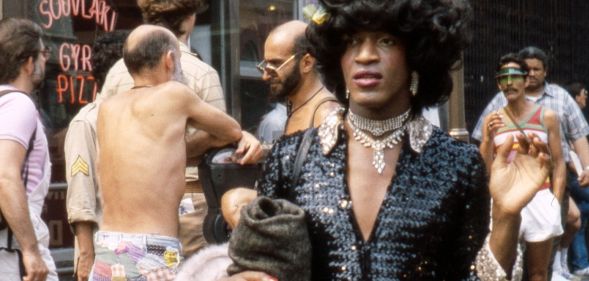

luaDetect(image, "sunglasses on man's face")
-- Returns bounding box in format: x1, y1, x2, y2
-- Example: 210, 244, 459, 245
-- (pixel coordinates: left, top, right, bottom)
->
256, 54, 296, 75
496, 75, 526, 87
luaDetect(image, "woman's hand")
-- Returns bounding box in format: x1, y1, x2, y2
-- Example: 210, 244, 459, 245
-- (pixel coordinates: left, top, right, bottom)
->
487, 132, 551, 273
489, 132, 551, 216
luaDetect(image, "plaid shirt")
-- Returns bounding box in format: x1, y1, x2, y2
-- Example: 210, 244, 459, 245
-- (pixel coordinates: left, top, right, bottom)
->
472, 83, 589, 162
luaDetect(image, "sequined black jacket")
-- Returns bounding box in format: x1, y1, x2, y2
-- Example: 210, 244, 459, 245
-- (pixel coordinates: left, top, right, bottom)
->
257, 123, 490, 281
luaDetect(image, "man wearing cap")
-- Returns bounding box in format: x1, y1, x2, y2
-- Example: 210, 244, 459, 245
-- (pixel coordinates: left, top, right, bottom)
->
101, 0, 229, 257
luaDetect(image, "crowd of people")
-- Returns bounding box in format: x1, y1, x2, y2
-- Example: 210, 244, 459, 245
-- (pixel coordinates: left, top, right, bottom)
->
1, 0, 589, 280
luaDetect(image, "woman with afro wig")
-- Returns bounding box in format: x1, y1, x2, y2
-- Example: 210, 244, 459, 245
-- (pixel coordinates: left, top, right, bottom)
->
223, 1, 551, 280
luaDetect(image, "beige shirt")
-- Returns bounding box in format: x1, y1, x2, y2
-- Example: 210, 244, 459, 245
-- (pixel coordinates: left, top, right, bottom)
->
100, 42, 227, 181
65, 96, 102, 226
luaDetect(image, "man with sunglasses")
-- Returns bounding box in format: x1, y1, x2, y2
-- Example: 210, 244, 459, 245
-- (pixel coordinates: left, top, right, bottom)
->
474, 46, 589, 279
0, 18, 57, 281
258, 20, 339, 136
474, 47, 589, 185
480, 53, 565, 281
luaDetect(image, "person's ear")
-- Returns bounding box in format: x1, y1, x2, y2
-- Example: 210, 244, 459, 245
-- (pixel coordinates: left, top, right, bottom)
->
300, 53, 315, 74
163, 50, 175, 71
22, 56, 35, 76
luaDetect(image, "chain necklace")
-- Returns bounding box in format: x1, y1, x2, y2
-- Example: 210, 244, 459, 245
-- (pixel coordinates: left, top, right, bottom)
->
347, 109, 412, 174
287, 86, 324, 117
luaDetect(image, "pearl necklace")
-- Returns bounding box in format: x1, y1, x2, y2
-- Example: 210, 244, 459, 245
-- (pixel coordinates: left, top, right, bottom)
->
347, 109, 411, 174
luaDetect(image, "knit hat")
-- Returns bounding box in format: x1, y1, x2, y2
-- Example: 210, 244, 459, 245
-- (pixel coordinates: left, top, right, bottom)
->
227, 196, 311, 281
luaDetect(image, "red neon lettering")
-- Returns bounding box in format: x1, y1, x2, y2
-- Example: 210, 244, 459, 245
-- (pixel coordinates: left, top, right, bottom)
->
70, 44, 81, 71
49, 0, 61, 22
82, 45, 92, 72
58, 44, 70, 72
69, 75, 76, 104
38, 0, 53, 29
77, 74, 87, 105
108, 11, 118, 32
56, 74, 68, 103
71, 0, 82, 16
38, 0, 117, 31
88, 75, 98, 102
96, 1, 108, 27
82, 0, 93, 20
61, 0, 71, 17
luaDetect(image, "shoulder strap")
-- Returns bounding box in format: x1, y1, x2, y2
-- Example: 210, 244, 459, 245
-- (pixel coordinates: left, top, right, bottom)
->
0, 89, 28, 99
290, 129, 315, 185
309, 97, 338, 127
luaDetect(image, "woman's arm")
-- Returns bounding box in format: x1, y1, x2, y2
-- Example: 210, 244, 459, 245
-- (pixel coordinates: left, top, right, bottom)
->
486, 133, 551, 278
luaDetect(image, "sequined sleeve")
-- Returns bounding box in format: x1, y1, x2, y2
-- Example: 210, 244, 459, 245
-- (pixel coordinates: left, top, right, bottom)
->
441, 147, 492, 280
458, 149, 523, 281
475, 235, 523, 281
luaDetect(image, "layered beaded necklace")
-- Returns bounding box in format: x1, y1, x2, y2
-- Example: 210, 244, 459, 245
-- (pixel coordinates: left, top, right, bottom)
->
347, 108, 412, 174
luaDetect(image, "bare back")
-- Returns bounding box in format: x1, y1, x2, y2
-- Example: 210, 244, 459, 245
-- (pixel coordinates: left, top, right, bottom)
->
97, 82, 191, 236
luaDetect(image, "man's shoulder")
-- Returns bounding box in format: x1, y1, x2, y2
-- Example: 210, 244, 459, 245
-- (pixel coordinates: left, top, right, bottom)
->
0, 88, 36, 114
70, 101, 99, 123
180, 52, 218, 76
546, 83, 571, 97
157, 80, 192, 94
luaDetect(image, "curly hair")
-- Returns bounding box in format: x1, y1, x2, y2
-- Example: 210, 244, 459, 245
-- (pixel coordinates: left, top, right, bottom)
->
0, 18, 43, 84
92, 30, 129, 88
137, 0, 206, 37
307, 0, 472, 112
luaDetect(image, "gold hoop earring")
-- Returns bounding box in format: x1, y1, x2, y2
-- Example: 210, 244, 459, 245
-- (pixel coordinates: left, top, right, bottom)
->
410, 72, 419, 97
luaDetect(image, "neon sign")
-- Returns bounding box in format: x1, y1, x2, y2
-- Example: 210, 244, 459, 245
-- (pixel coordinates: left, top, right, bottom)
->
36, 0, 118, 105
38, 0, 117, 32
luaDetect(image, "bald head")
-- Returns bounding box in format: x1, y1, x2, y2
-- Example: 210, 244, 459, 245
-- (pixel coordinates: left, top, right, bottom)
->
123, 24, 179, 75
267, 20, 308, 53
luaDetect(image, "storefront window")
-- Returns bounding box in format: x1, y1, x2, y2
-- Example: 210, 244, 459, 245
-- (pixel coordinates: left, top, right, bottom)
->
2, 0, 302, 265
239, 0, 297, 132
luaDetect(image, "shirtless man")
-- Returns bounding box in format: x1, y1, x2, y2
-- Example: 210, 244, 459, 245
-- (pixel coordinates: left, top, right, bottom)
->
92, 25, 261, 280
258, 20, 340, 135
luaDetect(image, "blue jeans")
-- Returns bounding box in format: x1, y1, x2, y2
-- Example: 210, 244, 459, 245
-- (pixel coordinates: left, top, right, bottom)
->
569, 170, 589, 271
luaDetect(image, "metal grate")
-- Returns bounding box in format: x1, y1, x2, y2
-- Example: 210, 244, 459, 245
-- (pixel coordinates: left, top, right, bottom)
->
464, 0, 589, 134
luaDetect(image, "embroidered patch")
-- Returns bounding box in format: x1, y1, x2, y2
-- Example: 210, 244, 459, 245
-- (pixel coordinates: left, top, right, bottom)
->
71, 155, 89, 176
163, 248, 179, 268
